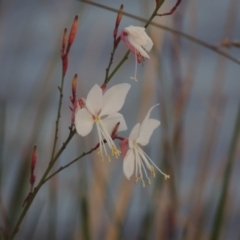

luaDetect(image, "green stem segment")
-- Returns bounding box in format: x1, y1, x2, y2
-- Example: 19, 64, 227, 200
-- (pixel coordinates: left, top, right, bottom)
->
43, 142, 99, 183
50, 75, 65, 163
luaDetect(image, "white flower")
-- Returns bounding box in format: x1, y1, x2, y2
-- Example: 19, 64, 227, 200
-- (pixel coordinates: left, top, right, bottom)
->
123, 105, 170, 187
75, 83, 130, 161
121, 25, 153, 81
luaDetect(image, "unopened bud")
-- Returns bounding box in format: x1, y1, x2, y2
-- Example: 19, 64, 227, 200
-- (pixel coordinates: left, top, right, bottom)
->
114, 5, 124, 40
66, 15, 78, 54
119, 138, 129, 159
115, 5, 123, 29
31, 145, 37, 171
78, 98, 85, 108
61, 28, 67, 57
62, 55, 68, 76
72, 74, 77, 97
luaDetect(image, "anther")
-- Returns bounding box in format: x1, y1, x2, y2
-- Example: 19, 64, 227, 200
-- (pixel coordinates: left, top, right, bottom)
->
164, 175, 170, 180
147, 178, 151, 185
150, 166, 156, 177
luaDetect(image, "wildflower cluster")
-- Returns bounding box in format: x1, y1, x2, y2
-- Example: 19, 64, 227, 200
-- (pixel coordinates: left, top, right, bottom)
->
72, 6, 169, 186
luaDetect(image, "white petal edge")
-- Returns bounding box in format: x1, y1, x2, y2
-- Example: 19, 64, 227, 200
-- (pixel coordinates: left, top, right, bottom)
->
128, 123, 140, 149
128, 35, 150, 59
86, 84, 103, 116
101, 113, 127, 135
100, 83, 131, 117
123, 149, 135, 179
75, 108, 94, 137
139, 104, 159, 134
142, 33, 153, 52
137, 119, 160, 146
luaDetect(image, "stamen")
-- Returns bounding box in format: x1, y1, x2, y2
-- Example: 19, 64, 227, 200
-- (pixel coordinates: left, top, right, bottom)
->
147, 178, 151, 185
150, 165, 156, 177
141, 179, 145, 187
164, 175, 170, 180
130, 49, 138, 81
138, 146, 170, 180
111, 146, 121, 158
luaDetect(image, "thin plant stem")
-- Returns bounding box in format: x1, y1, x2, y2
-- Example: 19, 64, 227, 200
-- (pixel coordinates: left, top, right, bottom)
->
210, 103, 240, 240
79, 0, 240, 66
50, 75, 65, 162
104, 47, 118, 85
43, 143, 98, 183
9, 128, 76, 240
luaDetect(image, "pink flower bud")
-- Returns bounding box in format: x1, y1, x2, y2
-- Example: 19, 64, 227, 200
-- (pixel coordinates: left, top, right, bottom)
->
115, 5, 123, 29
61, 28, 67, 57
31, 145, 37, 171
66, 16, 78, 54
72, 74, 77, 98
119, 138, 128, 159
62, 55, 68, 76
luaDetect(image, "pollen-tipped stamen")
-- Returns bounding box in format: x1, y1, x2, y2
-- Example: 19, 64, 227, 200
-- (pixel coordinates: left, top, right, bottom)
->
138, 145, 170, 180
130, 49, 138, 81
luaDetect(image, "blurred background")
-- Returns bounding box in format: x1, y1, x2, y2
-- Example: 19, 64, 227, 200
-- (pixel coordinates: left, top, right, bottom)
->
0, 0, 240, 239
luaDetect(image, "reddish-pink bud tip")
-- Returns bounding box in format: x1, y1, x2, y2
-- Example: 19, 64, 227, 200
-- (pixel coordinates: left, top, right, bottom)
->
62, 28, 68, 55
31, 145, 37, 170
72, 74, 77, 95
116, 4, 123, 28
101, 84, 107, 92
67, 16, 78, 49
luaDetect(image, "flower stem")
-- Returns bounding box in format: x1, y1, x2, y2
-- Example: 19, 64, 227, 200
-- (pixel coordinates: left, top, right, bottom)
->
50, 75, 65, 163
43, 142, 99, 183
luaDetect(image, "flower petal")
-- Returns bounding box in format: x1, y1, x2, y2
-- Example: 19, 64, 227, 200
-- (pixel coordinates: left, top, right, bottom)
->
124, 26, 153, 58
140, 104, 159, 131
100, 83, 131, 116
128, 35, 150, 59
86, 84, 102, 115
123, 149, 135, 179
137, 119, 160, 146
137, 104, 160, 146
75, 108, 94, 137
128, 123, 140, 149
101, 113, 127, 135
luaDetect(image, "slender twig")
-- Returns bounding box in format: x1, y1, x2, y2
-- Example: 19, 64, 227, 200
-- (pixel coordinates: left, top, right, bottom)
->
43, 134, 125, 183
78, 0, 240, 66
43, 142, 99, 183
50, 75, 65, 163
103, 47, 118, 86
9, 129, 76, 240
157, 0, 182, 17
